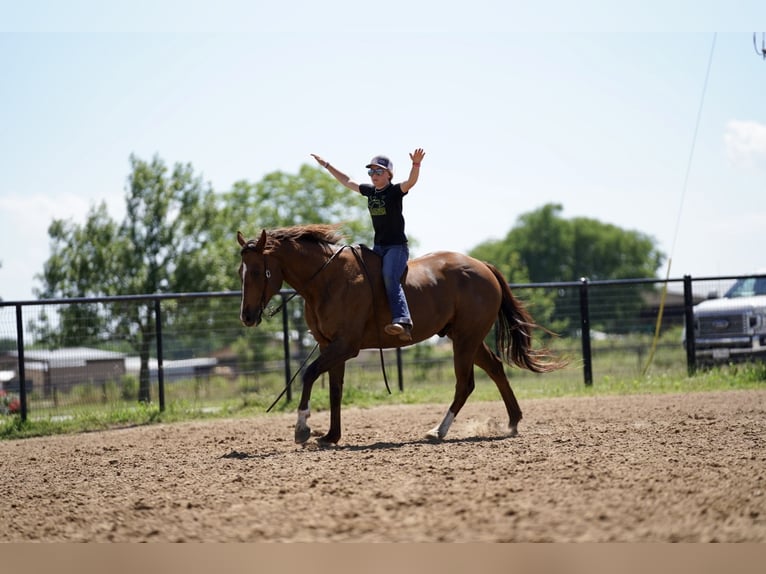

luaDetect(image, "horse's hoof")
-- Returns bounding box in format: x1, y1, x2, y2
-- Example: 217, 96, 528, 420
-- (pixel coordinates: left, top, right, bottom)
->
425, 428, 443, 442
295, 425, 311, 444
317, 435, 339, 448
508, 425, 519, 437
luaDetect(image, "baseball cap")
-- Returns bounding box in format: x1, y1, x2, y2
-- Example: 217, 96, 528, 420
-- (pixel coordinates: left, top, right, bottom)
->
365, 155, 393, 173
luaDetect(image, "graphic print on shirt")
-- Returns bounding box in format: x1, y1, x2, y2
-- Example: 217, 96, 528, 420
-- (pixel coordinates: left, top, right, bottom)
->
368, 195, 386, 216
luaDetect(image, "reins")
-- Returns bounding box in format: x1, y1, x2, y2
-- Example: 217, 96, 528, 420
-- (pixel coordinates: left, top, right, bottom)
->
266, 342, 319, 412
264, 244, 349, 318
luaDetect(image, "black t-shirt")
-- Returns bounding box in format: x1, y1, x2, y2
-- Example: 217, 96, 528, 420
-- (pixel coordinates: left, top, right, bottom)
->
359, 183, 408, 246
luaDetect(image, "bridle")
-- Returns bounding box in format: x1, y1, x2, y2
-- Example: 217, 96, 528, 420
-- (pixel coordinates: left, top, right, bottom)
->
240, 242, 273, 323
240, 241, 350, 318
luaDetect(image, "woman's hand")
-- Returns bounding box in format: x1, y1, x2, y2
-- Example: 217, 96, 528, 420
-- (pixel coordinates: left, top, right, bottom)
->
409, 148, 426, 165
310, 153, 329, 168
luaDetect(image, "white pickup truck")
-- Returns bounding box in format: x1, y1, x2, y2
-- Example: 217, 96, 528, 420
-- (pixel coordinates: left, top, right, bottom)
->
690, 272, 766, 365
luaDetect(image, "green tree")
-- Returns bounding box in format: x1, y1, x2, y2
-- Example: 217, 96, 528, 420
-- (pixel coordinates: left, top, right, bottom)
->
471, 203, 665, 334
34, 159, 375, 402
470, 236, 563, 337
35, 154, 225, 402
492, 203, 663, 283
218, 164, 372, 260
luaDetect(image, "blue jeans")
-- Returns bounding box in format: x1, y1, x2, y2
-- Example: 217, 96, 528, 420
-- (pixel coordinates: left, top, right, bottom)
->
373, 243, 412, 326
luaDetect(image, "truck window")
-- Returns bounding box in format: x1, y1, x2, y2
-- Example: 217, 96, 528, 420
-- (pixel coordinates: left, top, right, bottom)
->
725, 277, 766, 298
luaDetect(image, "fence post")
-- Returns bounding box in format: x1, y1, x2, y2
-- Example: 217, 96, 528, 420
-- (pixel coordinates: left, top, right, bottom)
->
579, 277, 593, 386
154, 298, 165, 412
683, 275, 697, 376
14, 304, 28, 422
281, 293, 292, 403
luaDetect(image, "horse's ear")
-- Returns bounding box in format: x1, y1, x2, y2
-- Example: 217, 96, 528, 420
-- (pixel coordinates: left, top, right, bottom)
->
254, 229, 267, 252
237, 231, 246, 247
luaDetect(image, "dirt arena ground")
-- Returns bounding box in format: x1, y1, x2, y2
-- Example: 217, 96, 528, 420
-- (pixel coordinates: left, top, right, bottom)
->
1, 389, 764, 542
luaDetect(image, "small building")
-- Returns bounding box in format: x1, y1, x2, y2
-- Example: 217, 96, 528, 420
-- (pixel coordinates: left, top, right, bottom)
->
0, 347, 126, 397
124, 356, 218, 383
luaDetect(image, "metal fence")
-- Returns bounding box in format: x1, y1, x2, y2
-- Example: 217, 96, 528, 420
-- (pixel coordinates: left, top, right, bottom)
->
0, 274, 753, 422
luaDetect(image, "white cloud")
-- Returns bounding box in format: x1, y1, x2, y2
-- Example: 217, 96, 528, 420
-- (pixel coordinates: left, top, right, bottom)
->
724, 120, 766, 168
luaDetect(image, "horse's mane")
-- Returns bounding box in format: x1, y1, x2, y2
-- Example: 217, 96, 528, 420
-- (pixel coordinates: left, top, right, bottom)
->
267, 224, 345, 249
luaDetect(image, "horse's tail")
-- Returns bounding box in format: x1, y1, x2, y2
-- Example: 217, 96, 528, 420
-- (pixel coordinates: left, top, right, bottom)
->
485, 262, 565, 374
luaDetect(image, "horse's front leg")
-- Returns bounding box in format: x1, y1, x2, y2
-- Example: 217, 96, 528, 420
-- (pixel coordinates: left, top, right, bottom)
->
295, 340, 356, 445
318, 363, 345, 446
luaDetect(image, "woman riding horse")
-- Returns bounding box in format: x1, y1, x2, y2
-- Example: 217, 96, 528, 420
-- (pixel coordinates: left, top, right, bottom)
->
311, 148, 426, 342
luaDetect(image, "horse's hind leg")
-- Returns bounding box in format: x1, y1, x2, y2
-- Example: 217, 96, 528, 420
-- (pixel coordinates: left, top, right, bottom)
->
427, 342, 477, 441
474, 342, 522, 436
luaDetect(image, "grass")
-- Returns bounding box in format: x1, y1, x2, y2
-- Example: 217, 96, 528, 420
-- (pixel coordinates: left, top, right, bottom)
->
2, 358, 765, 440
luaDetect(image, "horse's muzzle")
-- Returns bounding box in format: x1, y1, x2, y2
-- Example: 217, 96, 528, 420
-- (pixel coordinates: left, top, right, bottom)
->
240, 308, 262, 327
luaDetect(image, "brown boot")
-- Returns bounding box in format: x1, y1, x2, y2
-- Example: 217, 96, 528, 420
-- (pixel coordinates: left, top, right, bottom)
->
385, 323, 412, 341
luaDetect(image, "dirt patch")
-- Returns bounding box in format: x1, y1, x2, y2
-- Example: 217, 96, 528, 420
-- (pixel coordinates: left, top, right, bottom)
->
1, 390, 764, 542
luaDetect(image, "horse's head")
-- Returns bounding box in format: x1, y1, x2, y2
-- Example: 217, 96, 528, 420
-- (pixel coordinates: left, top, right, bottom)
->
237, 230, 282, 327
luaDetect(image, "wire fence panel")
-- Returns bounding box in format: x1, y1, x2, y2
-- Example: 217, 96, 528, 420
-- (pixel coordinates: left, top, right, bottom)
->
1, 302, 153, 418
590, 281, 685, 380
1, 274, 763, 422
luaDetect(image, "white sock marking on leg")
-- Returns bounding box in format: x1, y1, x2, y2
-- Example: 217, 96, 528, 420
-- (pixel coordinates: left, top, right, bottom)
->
437, 410, 455, 438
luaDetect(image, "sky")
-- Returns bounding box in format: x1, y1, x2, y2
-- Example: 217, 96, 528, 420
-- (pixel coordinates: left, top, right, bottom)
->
2, 2, 766, 303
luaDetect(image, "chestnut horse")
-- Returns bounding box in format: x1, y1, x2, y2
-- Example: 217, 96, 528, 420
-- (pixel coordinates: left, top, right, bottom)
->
237, 224, 563, 445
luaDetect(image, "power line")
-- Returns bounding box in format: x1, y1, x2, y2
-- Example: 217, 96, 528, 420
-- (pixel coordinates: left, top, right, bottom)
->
642, 32, 717, 377
669, 32, 717, 262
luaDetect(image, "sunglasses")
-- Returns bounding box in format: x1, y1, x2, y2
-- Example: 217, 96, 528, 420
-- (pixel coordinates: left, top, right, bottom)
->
367, 168, 387, 176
